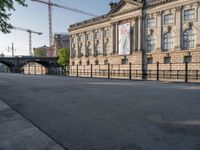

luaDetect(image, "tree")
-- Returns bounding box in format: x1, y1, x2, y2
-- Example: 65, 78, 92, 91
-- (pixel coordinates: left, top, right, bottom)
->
33, 47, 48, 57
0, 0, 27, 33
58, 48, 70, 67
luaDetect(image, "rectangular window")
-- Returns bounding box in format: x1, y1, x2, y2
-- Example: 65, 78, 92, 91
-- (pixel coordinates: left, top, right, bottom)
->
121, 58, 128, 65
78, 35, 83, 42
104, 30, 110, 37
184, 56, 192, 63
86, 33, 91, 41
184, 9, 195, 21
72, 37, 75, 43
94, 45, 100, 57
147, 37, 155, 52
164, 14, 174, 25
95, 32, 100, 39
79, 61, 82, 66
71, 48, 76, 58
164, 57, 171, 64
104, 45, 110, 56
86, 60, 90, 66
104, 60, 108, 65
95, 60, 99, 65
147, 58, 153, 64
147, 18, 156, 28
72, 62, 75, 66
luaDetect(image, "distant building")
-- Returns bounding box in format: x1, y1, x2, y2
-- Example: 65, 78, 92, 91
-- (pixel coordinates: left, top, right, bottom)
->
53, 33, 70, 56
33, 45, 49, 57
0, 53, 5, 58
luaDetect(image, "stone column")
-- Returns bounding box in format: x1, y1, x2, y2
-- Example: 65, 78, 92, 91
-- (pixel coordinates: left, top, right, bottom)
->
100, 28, 104, 55
115, 22, 119, 54
69, 35, 72, 59
75, 34, 79, 58
91, 30, 95, 56
111, 23, 115, 54
138, 16, 142, 51
134, 17, 138, 51
83, 32, 86, 57
132, 18, 136, 52
175, 6, 182, 50
196, 3, 200, 48
156, 11, 162, 51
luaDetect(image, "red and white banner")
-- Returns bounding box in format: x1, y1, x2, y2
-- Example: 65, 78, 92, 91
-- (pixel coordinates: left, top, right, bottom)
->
118, 23, 130, 55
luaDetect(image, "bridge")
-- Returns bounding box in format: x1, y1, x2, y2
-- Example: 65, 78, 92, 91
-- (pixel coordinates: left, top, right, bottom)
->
0, 57, 59, 73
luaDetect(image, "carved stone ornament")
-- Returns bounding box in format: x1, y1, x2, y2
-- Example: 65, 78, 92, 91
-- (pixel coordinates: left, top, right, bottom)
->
167, 26, 172, 32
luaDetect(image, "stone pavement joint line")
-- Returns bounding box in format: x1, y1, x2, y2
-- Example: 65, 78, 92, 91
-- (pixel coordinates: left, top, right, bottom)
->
0, 98, 67, 150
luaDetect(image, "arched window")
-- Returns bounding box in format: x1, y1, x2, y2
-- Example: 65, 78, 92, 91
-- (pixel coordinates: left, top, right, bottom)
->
104, 39, 110, 56
163, 32, 173, 51
94, 40, 100, 57
147, 35, 155, 52
183, 29, 195, 49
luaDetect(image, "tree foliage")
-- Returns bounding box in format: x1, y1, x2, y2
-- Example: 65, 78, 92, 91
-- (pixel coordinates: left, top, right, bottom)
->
33, 47, 48, 57
58, 48, 70, 67
0, 0, 27, 33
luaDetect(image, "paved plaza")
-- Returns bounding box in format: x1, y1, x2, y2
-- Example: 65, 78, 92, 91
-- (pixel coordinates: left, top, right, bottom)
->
0, 73, 200, 150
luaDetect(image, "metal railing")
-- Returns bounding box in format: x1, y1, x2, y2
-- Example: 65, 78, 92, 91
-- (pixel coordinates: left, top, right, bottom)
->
68, 62, 200, 83
2, 62, 199, 83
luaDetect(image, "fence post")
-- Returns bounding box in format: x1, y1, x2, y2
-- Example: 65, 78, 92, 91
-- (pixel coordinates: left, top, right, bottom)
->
108, 63, 110, 79
185, 62, 188, 83
76, 64, 79, 77
129, 62, 132, 80
91, 64, 93, 78
34, 65, 36, 75
169, 63, 172, 79
156, 62, 159, 81
41, 66, 43, 75
28, 65, 30, 75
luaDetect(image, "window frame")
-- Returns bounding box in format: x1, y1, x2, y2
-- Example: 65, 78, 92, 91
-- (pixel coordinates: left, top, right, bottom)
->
184, 9, 196, 22
147, 35, 155, 52
183, 29, 195, 49
163, 13, 174, 25
163, 32, 173, 51
146, 17, 156, 28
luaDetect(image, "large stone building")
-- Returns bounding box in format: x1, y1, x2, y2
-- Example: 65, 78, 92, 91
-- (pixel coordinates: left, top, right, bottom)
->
69, 0, 200, 77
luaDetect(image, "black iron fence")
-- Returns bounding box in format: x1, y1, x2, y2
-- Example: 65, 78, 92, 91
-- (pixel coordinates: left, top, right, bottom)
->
69, 62, 200, 83
3, 62, 199, 83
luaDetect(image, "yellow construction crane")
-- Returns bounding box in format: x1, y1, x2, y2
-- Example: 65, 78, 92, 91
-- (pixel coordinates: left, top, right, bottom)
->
31, 0, 97, 57
12, 26, 43, 56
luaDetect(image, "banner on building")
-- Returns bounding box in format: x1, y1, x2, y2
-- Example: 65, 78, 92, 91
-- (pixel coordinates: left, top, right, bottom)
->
118, 23, 130, 55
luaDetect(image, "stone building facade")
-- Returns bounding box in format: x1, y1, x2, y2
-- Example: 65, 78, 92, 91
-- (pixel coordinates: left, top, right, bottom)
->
53, 33, 70, 56
69, 0, 200, 75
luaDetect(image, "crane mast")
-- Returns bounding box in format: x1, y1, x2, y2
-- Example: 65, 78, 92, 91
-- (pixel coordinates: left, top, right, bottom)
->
48, 0, 53, 47
12, 26, 42, 56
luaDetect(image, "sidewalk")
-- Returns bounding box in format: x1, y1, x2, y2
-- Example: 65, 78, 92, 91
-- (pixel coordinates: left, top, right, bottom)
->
0, 99, 65, 150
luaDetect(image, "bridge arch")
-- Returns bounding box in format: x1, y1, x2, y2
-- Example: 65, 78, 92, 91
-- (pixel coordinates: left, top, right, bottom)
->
0, 57, 59, 74
0, 61, 15, 73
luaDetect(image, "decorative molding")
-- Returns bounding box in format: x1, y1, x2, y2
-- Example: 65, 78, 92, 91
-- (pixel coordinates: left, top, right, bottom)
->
175, 6, 182, 12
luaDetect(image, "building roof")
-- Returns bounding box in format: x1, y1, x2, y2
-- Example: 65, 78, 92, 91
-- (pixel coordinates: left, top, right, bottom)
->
69, 0, 176, 31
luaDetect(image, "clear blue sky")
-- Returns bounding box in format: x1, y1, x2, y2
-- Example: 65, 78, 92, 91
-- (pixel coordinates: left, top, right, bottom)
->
0, 0, 118, 56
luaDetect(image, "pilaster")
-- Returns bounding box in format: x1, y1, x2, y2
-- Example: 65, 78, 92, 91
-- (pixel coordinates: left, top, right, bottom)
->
156, 11, 162, 51
175, 6, 182, 50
